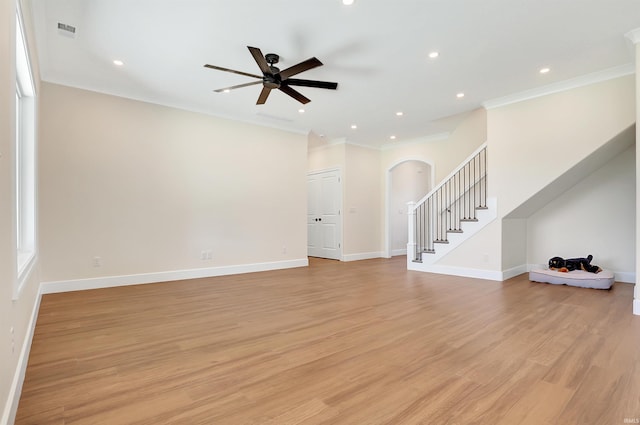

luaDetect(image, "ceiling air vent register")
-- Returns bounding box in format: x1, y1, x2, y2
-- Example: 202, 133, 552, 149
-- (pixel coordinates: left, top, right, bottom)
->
57, 22, 76, 38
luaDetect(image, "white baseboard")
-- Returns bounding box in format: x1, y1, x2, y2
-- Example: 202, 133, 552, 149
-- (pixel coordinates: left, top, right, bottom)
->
391, 249, 407, 257
502, 265, 528, 280
408, 262, 503, 281
41, 258, 309, 294
634, 299, 640, 316
614, 271, 636, 284
528, 263, 547, 271
342, 252, 384, 262
1, 287, 42, 425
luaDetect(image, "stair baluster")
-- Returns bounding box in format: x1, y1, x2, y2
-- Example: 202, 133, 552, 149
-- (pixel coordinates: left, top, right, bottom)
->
411, 145, 487, 262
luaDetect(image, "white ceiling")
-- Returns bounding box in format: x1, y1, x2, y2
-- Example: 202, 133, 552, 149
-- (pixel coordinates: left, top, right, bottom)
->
30, 0, 640, 148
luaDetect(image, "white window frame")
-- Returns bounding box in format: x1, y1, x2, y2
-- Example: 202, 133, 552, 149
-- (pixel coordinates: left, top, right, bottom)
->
14, 6, 37, 299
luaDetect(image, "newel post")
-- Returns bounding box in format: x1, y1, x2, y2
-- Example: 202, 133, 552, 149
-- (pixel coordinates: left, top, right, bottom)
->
407, 201, 416, 263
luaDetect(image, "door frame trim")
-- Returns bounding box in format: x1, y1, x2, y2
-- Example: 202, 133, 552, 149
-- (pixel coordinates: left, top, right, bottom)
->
307, 168, 343, 261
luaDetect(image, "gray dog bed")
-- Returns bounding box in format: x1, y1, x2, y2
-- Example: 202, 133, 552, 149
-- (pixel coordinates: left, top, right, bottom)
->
529, 268, 614, 290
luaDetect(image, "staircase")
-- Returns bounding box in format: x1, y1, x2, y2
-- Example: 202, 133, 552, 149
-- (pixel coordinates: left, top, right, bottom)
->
407, 143, 497, 267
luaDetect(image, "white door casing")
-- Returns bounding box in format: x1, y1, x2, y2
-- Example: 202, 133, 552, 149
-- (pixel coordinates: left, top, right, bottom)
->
308, 169, 342, 260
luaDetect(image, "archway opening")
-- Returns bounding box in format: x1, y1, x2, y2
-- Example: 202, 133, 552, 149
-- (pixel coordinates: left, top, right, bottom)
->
387, 160, 432, 257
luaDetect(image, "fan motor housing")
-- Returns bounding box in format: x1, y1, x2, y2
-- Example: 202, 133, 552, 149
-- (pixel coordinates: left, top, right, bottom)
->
263, 74, 281, 89
265, 53, 279, 64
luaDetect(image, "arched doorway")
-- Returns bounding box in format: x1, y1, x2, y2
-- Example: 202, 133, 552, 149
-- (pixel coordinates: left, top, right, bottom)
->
385, 160, 433, 258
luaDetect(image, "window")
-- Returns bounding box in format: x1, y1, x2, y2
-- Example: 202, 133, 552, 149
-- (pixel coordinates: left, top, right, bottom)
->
15, 8, 36, 298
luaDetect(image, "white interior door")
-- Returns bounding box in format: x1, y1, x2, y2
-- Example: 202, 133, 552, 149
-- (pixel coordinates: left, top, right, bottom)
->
308, 170, 342, 260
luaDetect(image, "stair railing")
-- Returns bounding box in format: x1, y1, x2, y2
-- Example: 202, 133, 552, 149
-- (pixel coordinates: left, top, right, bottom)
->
408, 143, 487, 262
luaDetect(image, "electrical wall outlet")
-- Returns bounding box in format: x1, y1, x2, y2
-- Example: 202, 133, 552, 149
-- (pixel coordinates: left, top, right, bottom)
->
201, 249, 213, 261
92, 256, 102, 267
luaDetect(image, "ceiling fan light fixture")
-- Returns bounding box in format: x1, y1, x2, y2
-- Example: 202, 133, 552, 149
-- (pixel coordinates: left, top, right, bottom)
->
342, 0, 355, 5
206, 45, 338, 105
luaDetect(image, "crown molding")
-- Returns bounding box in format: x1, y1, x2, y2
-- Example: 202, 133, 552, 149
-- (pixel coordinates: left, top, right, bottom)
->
482, 63, 635, 110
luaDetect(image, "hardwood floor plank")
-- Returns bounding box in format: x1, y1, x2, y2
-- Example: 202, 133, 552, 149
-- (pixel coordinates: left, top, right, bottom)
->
495, 380, 575, 425
16, 257, 640, 424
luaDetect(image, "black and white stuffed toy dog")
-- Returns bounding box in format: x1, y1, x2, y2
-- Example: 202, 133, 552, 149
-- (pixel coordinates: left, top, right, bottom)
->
548, 255, 602, 274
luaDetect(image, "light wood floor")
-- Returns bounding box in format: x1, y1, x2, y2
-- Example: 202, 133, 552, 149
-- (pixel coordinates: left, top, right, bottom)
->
17, 257, 640, 425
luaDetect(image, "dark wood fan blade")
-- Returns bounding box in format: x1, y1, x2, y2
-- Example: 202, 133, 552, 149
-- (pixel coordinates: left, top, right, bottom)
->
257, 87, 272, 105
248, 46, 271, 75
279, 57, 323, 79
204, 64, 262, 79
285, 78, 338, 90
278, 84, 311, 104
214, 81, 263, 93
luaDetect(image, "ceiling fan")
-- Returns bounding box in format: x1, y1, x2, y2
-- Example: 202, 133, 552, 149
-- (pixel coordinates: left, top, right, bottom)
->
204, 46, 338, 105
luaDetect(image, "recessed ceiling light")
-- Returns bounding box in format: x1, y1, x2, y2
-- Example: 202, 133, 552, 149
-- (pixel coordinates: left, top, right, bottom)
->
342, 0, 355, 5
456, 93, 465, 98
113, 59, 124, 66
351, 124, 357, 129
540, 67, 551, 74
298, 109, 305, 113
428, 52, 439, 59
390, 135, 397, 140
396, 111, 403, 116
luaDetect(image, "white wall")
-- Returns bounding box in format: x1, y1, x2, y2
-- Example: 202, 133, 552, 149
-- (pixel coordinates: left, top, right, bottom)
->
38, 83, 308, 283
502, 218, 527, 271
440, 75, 636, 276
308, 141, 383, 259
389, 161, 431, 254
1, 1, 42, 423
381, 108, 487, 184
307, 109, 487, 261
527, 144, 635, 275
307, 139, 345, 173
381, 108, 487, 260
489, 75, 636, 216
343, 144, 382, 258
